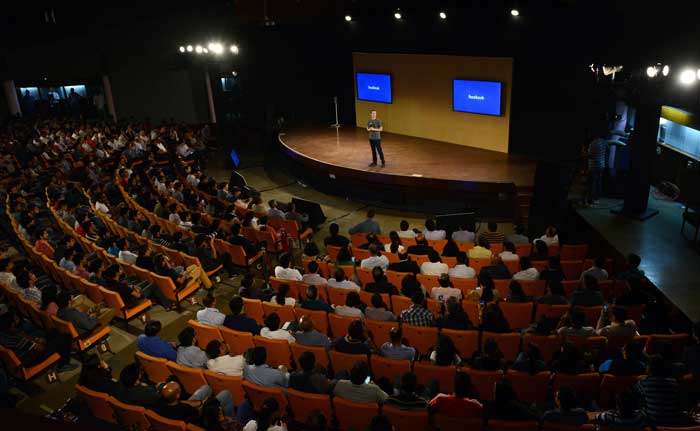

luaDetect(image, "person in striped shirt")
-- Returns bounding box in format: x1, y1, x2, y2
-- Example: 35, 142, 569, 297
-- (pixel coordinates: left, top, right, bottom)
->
634, 355, 693, 426
479, 222, 504, 245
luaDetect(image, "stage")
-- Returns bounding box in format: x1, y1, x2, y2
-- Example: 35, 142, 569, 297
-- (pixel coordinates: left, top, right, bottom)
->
278, 126, 537, 218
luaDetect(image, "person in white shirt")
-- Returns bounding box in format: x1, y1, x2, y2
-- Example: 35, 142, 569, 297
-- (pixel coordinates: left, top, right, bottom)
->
537, 225, 559, 246
327, 268, 361, 292
260, 313, 296, 344
360, 244, 390, 271
116, 238, 138, 265
94, 193, 110, 214
267, 200, 286, 219
384, 230, 405, 254
452, 224, 476, 244
301, 261, 328, 286
205, 340, 246, 376
333, 291, 364, 319
274, 253, 302, 281
268, 283, 296, 306
448, 251, 476, 279
430, 274, 462, 302
196, 295, 226, 326
423, 219, 446, 241
513, 257, 540, 280
498, 241, 520, 262
397, 220, 417, 239
421, 250, 449, 276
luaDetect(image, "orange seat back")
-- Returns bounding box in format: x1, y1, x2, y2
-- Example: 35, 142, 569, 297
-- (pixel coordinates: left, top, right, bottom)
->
145, 409, 186, 431
370, 355, 411, 382
290, 343, 330, 371
262, 302, 297, 324
296, 308, 329, 335
391, 295, 413, 315
535, 304, 570, 321
441, 329, 479, 360
401, 324, 439, 357
351, 247, 370, 261
574, 306, 603, 327
506, 370, 552, 404
382, 405, 429, 431
189, 320, 223, 350
470, 257, 492, 274
503, 259, 520, 275
499, 302, 534, 330
561, 260, 584, 280
416, 274, 439, 290
286, 388, 333, 425
413, 362, 457, 394
364, 319, 396, 348
242, 298, 265, 325
482, 332, 521, 362
358, 290, 390, 311
332, 397, 379, 431
326, 246, 341, 261
409, 254, 430, 267
356, 267, 374, 287
464, 369, 504, 401
241, 380, 288, 412
328, 313, 358, 339
645, 333, 689, 358
385, 271, 411, 288
166, 362, 207, 395
553, 373, 599, 403
108, 396, 150, 431
202, 370, 246, 406
329, 350, 367, 375
253, 336, 292, 368
519, 280, 546, 298
135, 351, 171, 383
452, 278, 478, 298
75, 384, 116, 423
531, 260, 548, 272
461, 301, 481, 325
523, 334, 563, 363
219, 327, 255, 356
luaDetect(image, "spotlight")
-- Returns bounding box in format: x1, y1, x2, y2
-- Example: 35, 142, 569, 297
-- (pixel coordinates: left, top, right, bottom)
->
510, 9, 520, 16
646, 66, 658, 78
662, 65, 670, 76
230, 45, 239, 54
195, 45, 203, 54
203, 48, 209, 54
179, 46, 185, 53
186, 45, 193, 52
439, 11, 447, 19
345, 15, 352, 22
231, 71, 238, 77
208, 42, 223, 55
394, 10, 402, 20
680, 69, 696, 85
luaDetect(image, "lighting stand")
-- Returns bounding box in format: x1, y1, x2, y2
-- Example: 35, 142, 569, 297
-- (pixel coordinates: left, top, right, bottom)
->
331, 96, 340, 129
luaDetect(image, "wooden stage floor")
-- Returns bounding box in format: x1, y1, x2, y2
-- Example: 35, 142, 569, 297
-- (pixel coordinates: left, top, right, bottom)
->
279, 126, 536, 189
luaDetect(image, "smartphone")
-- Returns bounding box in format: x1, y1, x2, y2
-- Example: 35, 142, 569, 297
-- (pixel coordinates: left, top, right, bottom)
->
603, 304, 609, 313
351, 256, 356, 262
364, 376, 371, 384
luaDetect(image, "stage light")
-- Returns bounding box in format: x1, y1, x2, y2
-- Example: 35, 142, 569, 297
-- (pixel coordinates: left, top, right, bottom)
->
186, 45, 193, 52
203, 48, 209, 54
394, 10, 402, 20
230, 45, 239, 54
345, 15, 352, 22
646, 66, 658, 78
510, 9, 520, 16
231, 71, 238, 77
208, 42, 224, 55
439, 11, 447, 19
195, 45, 203, 54
179, 46, 185, 53
680, 69, 696, 85
662, 65, 670, 76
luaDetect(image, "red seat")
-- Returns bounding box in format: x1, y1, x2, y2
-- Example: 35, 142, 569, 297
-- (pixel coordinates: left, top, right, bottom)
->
401, 324, 439, 357
108, 396, 150, 431
364, 319, 396, 348
481, 332, 521, 362
506, 370, 552, 404
135, 351, 171, 383
382, 405, 429, 431
553, 372, 599, 403
297, 308, 329, 336
560, 245, 588, 261
145, 409, 186, 431
242, 298, 265, 325
327, 286, 352, 307
463, 368, 504, 401
189, 320, 223, 350
499, 302, 534, 330
166, 362, 207, 395
261, 301, 296, 324
561, 260, 584, 280
333, 397, 379, 431
75, 384, 116, 424
523, 334, 563, 363
219, 326, 255, 356
252, 336, 292, 368
599, 374, 643, 409
329, 350, 367, 375
461, 301, 481, 325
328, 313, 358, 339
203, 370, 246, 406
290, 343, 330, 371
370, 355, 411, 382
242, 380, 288, 412
441, 329, 479, 360
413, 362, 457, 394
391, 295, 413, 315
286, 388, 333, 425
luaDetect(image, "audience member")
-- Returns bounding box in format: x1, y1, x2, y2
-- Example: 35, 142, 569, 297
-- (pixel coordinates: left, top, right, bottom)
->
273, 253, 302, 281
596, 306, 639, 337
537, 225, 559, 246
437, 296, 473, 330
327, 268, 360, 291
385, 372, 428, 410
224, 295, 261, 335
581, 256, 609, 281
541, 387, 588, 426
387, 252, 420, 275
430, 334, 461, 366
506, 280, 531, 303
570, 274, 605, 306
364, 293, 395, 321
300, 285, 333, 312
302, 261, 327, 286
430, 273, 462, 302
270, 283, 296, 306
333, 361, 389, 403
348, 209, 381, 235
333, 320, 373, 355
324, 223, 350, 248
423, 218, 446, 240
243, 346, 289, 389
138, 320, 177, 361
294, 315, 331, 348
558, 310, 596, 337
635, 355, 691, 426
513, 257, 539, 281
429, 372, 483, 418
595, 390, 646, 429
380, 327, 416, 361
260, 313, 295, 344
488, 378, 536, 420
397, 220, 416, 239
206, 340, 245, 376
384, 230, 405, 254
113, 363, 160, 407
421, 250, 449, 276
334, 291, 364, 319
360, 244, 389, 271
448, 251, 475, 279
452, 223, 476, 244
155, 381, 234, 423
511, 342, 547, 374
399, 291, 435, 327
197, 294, 226, 326
480, 302, 511, 333
599, 341, 647, 376
289, 351, 330, 394
365, 266, 399, 295
505, 224, 529, 244
468, 237, 493, 259
406, 234, 434, 256
537, 280, 568, 305
176, 326, 208, 368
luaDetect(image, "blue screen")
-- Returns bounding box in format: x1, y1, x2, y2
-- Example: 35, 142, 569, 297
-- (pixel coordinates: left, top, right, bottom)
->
356, 73, 392, 104
453, 80, 502, 116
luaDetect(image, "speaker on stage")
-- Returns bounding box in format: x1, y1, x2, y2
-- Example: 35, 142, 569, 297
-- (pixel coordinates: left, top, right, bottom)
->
291, 197, 326, 229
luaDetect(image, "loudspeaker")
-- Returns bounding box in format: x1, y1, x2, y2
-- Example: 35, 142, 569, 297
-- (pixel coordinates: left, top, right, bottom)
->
291, 197, 326, 228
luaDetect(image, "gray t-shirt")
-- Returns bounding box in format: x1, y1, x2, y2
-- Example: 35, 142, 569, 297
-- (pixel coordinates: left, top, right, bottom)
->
333, 380, 389, 403
368, 119, 382, 140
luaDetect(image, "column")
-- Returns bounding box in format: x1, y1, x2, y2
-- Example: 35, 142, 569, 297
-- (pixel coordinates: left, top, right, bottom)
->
102, 74, 117, 122
204, 71, 217, 124
3, 80, 21, 117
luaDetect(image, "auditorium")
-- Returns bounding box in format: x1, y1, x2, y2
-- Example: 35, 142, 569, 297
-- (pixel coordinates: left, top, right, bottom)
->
2, 1, 700, 430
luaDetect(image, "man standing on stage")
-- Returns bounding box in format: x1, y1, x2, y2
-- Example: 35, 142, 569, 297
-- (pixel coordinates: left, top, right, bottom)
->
367, 110, 385, 167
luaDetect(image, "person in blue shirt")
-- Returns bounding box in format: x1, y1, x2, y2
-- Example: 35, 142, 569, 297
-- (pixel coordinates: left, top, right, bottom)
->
223, 295, 260, 335
137, 320, 176, 361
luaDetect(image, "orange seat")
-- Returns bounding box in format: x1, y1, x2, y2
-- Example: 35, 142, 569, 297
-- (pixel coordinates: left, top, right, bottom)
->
463, 368, 504, 401
456, 241, 475, 252
402, 324, 439, 357
358, 290, 390, 311
385, 270, 411, 288
135, 351, 171, 383
409, 254, 430, 267
645, 333, 689, 358
515, 243, 532, 257
560, 245, 588, 261
370, 355, 411, 382
252, 336, 292, 368
434, 414, 483, 431
286, 388, 333, 424
108, 396, 150, 431
350, 234, 368, 248
51, 314, 112, 352
413, 362, 457, 394
499, 302, 534, 330
328, 313, 358, 339
441, 329, 479, 360
100, 286, 152, 321
488, 419, 540, 431
561, 260, 584, 281
599, 374, 643, 409
189, 320, 223, 350
203, 370, 246, 406
564, 335, 607, 353
562, 281, 580, 298
333, 397, 379, 431
531, 260, 548, 272
391, 295, 413, 315
535, 304, 570, 322
382, 406, 429, 431
352, 247, 371, 262
290, 343, 330, 371
523, 334, 563, 363
442, 256, 457, 267
470, 257, 492, 274
426, 298, 444, 318
356, 267, 374, 287
75, 384, 116, 424
503, 259, 520, 275
326, 246, 341, 261
461, 301, 481, 326
242, 298, 265, 325
166, 362, 207, 394
519, 280, 546, 298
506, 370, 552, 404
327, 286, 352, 307
553, 373, 599, 403
219, 326, 256, 356
416, 274, 440, 290
364, 319, 396, 348
297, 308, 329, 335
482, 332, 521, 362
241, 380, 288, 412
328, 264, 355, 282
262, 302, 297, 324
329, 350, 367, 375
0, 345, 60, 381
269, 277, 301, 300
452, 277, 478, 298
145, 409, 186, 431
574, 306, 603, 327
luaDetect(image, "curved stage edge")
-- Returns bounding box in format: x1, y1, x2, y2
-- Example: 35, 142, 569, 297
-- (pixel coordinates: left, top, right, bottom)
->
278, 126, 536, 219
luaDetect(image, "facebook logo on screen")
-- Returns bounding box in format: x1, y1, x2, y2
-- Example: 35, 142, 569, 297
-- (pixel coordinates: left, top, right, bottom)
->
453, 80, 502, 116
357, 73, 392, 104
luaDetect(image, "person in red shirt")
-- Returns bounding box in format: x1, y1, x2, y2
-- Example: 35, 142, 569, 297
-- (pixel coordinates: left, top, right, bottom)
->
34, 228, 55, 258
429, 371, 483, 418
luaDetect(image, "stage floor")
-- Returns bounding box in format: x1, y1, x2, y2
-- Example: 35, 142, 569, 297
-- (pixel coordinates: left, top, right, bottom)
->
576, 197, 700, 321
279, 126, 536, 188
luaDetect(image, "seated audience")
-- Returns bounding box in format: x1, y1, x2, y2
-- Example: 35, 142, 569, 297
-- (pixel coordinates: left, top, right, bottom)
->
294, 315, 331, 348
385, 372, 428, 410
480, 222, 505, 244
429, 372, 483, 418
505, 280, 531, 303
542, 387, 588, 426
138, 320, 177, 361
334, 291, 364, 319
511, 342, 547, 374
537, 225, 559, 246
333, 361, 389, 403
399, 291, 435, 327
473, 338, 506, 370
599, 341, 647, 376
487, 378, 537, 421
540, 256, 565, 284
155, 381, 234, 423
397, 220, 416, 239
441, 239, 459, 257
302, 261, 327, 286
423, 218, 446, 240
380, 327, 416, 361
480, 302, 511, 333
113, 363, 160, 408
468, 237, 493, 259
364, 293, 395, 321
333, 320, 374, 355
635, 355, 692, 426
505, 224, 529, 244
365, 266, 399, 295
452, 223, 476, 244
348, 208, 381, 235
242, 397, 287, 431
551, 342, 590, 374
430, 334, 461, 366
498, 241, 519, 262
513, 257, 539, 281
570, 274, 605, 306
176, 326, 208, 368
243, 346, 289, 389
430, 273, 462, 302
274, 252, 302, 281
596, 306, 639, 337
438, 296, 473, 330
421, 250, 449, 276
197, 294, 226, 326
406, 234, 435, 256
358, 232, 384, 250
327, 268, 360, 291
223, 295, 261, 335
531, 240, 549, 261
206, 340, 245, 376
269, 283, 296, 306
466, 274, 501, 302
448, 251, 476, 279
260, 313, 295, 344
595, 390, 647, 429
360, 244, 390, 271
300, 285, 333, 313
289, 351, 330, 394
617, 253, 645, 280
581, 256, 609, 281
558, 310, 596, 337
538, 280, 569, 305
384, 230, 405, 254
615, 276, 652, 306
387, 252, 420, 275
324, 222, 350, 248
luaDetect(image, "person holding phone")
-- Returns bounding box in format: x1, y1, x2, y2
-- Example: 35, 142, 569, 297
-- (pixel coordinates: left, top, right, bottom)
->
367, 110, 385, 167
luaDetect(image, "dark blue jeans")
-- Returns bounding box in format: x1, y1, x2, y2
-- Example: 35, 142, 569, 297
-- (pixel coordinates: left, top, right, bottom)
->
369, 139, 385, 164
